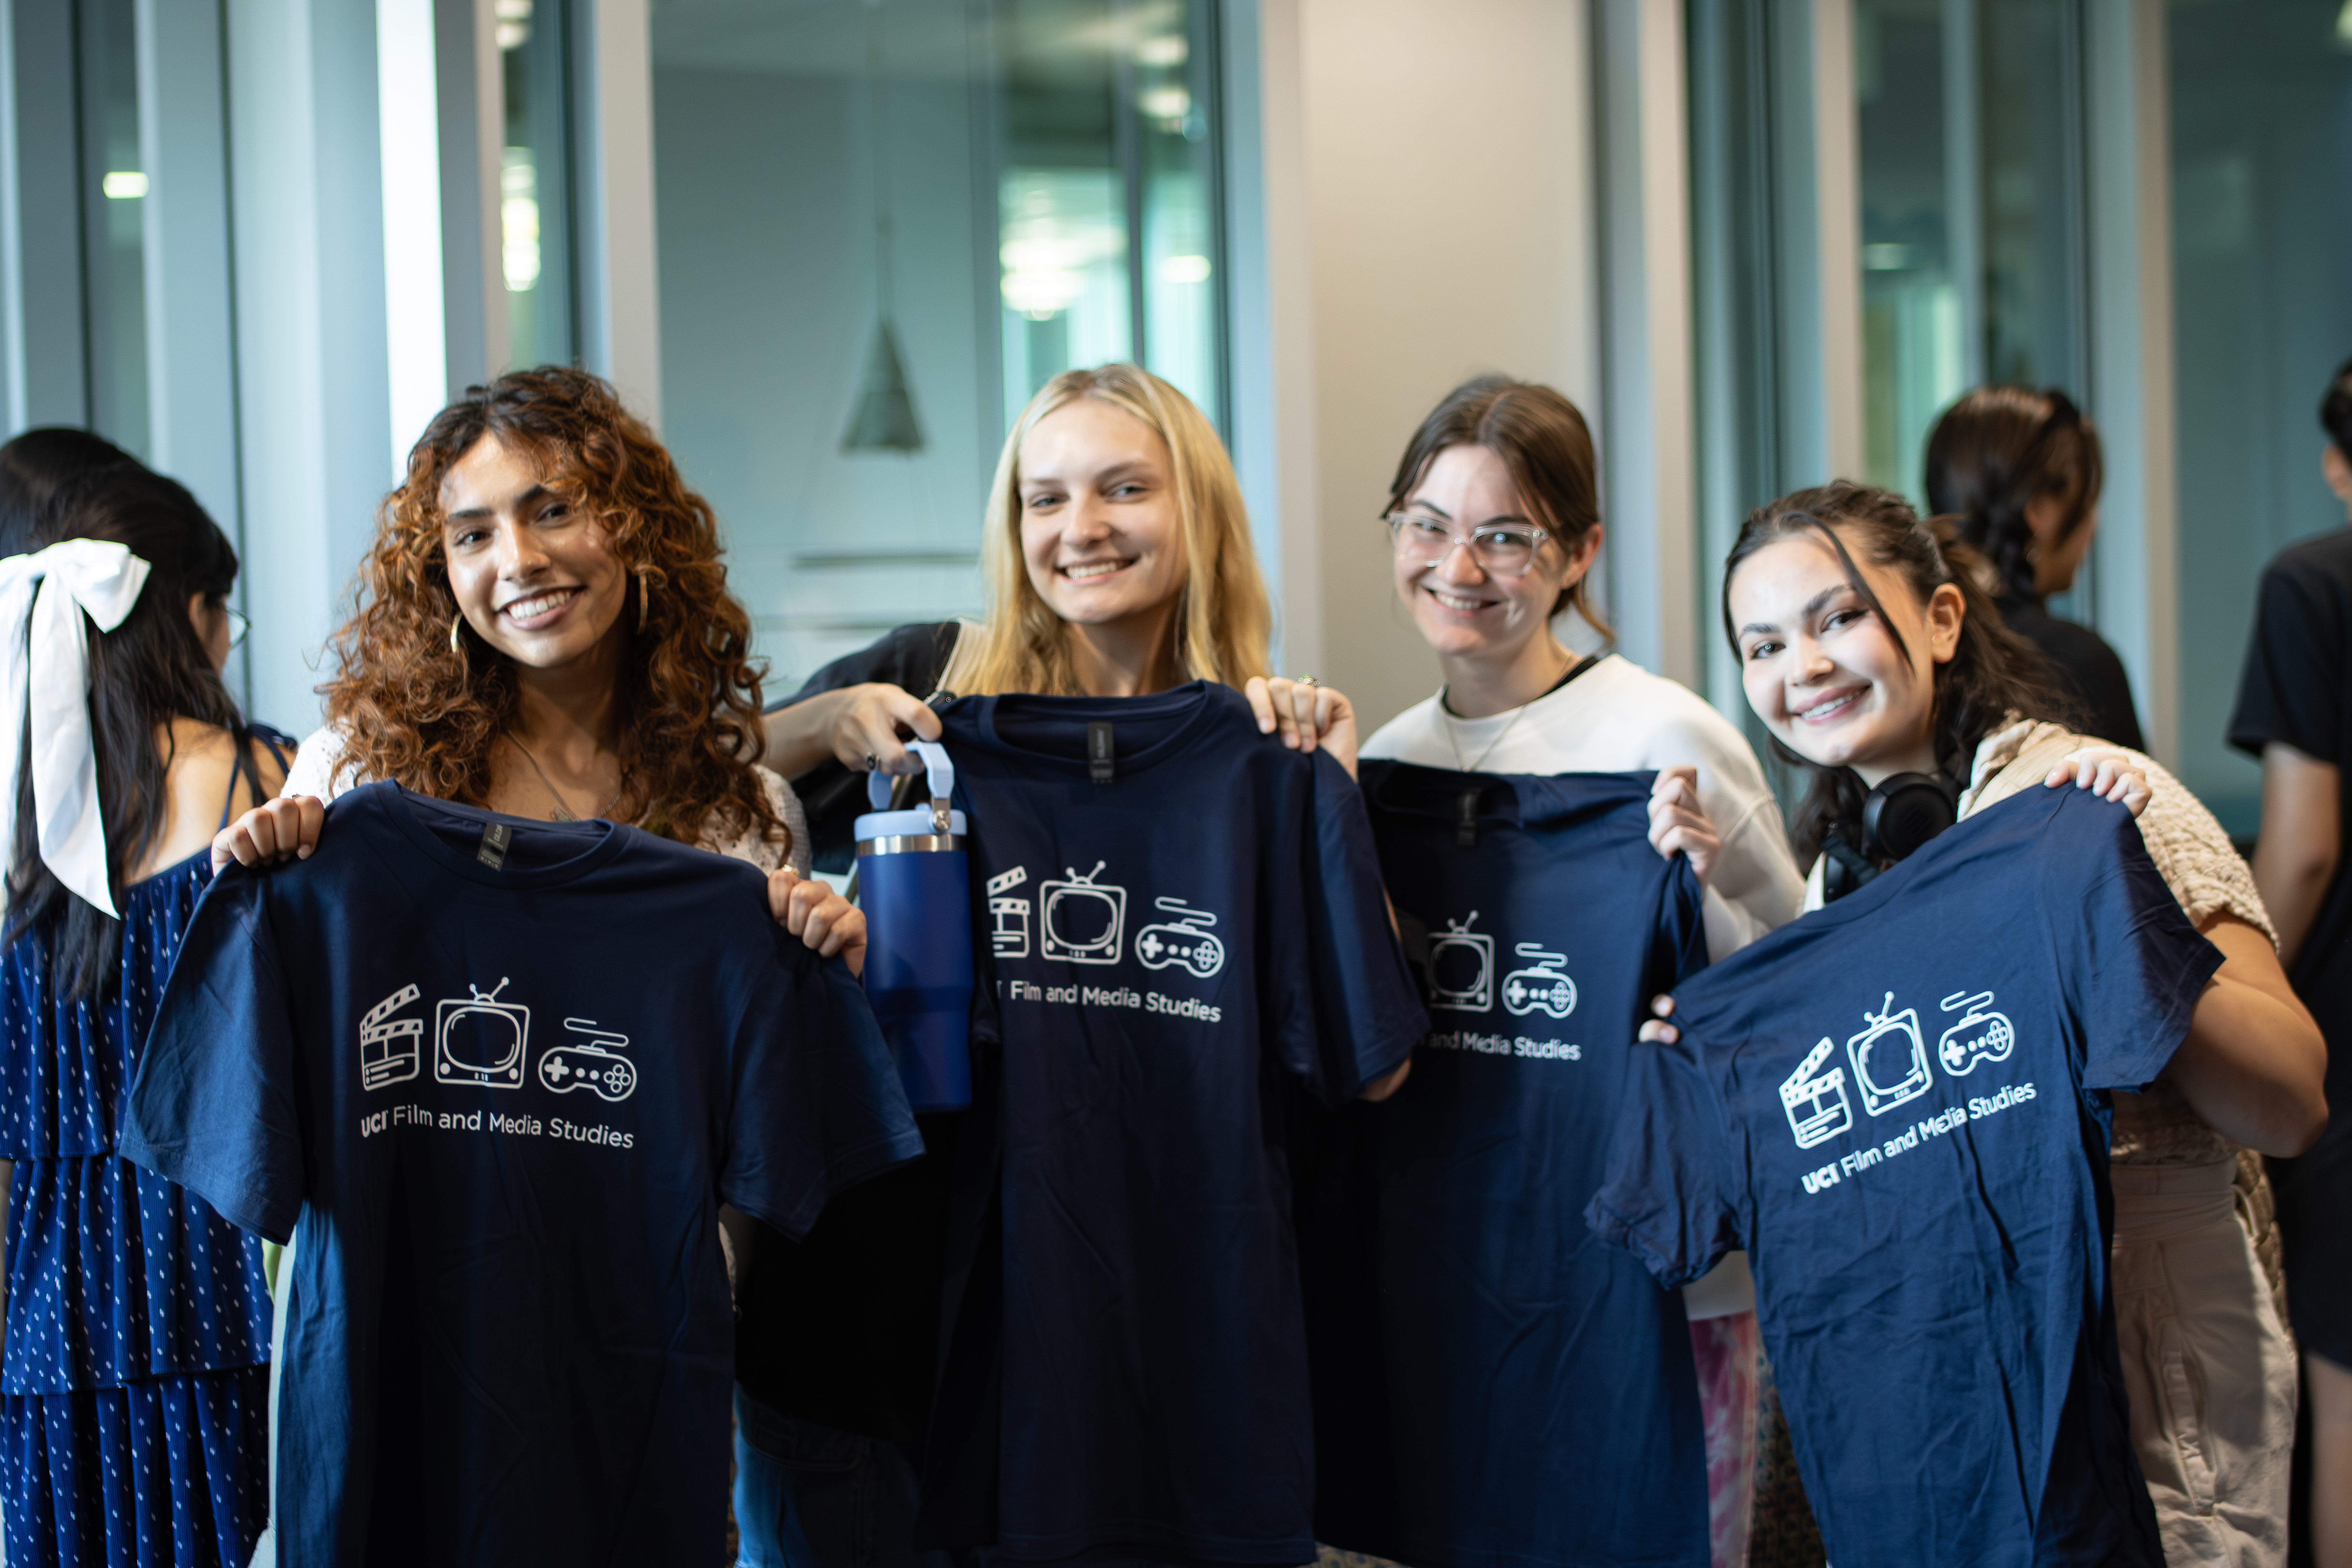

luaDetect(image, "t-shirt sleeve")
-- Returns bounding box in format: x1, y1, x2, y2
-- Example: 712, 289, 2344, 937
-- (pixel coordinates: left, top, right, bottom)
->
119, 872, 306, 1244
1274, 751, 1429, 1105
2045, 800, 2226, 1093
2230, 556, 2342, 763
773, 621, 964, 710
719, 935, 924, 1240
1657, 855, 1711, 994
1585, 1028, 1742, 1287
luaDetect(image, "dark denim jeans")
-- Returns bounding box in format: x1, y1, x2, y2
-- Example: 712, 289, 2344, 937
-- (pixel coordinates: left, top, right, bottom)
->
733, 1385, 944, 1568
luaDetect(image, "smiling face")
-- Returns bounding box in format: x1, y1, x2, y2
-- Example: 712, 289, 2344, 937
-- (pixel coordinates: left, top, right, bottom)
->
1016, 398, 1188, 630
1728, 527, 1964, 784
1392, 443, 1597, 663
440, 434, 629, 671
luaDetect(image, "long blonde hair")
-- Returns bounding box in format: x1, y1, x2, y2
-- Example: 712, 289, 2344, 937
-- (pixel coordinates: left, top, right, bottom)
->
941, 364, 1271, 697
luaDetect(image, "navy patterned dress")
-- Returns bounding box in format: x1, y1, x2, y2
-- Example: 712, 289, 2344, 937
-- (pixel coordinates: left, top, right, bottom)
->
0, 757, 279, 1566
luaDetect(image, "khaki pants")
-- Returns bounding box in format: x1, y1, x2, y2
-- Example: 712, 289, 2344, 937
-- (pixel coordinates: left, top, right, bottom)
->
2112, 1157, 2297, 1568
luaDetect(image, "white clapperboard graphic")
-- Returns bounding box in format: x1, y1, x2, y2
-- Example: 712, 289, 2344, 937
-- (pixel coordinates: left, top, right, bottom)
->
989, 866, 1032, 960
359, 984, 424, 1091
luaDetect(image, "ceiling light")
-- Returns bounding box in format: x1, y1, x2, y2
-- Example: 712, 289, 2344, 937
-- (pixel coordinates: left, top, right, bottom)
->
1158, 254, 1211, 284
1135, 34, 1187, 67
102, 171, 146, 199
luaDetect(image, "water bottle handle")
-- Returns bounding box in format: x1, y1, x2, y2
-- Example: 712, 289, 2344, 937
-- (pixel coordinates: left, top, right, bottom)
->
866, 741, 958, 832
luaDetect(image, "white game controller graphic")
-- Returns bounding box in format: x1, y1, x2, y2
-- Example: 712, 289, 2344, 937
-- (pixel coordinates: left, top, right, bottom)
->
1937, 990, 2016, 1075
1500, 944, 1577, 1019
1135, 898, 1225, 978
538, 1019, 637, 1102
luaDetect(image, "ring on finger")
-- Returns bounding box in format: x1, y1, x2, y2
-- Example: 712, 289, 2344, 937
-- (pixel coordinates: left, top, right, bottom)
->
864, 752, 878, 772
1295, 674, 1319, 688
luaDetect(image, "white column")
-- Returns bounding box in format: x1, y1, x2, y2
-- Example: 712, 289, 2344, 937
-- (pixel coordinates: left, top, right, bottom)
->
575, 0, 662, 427
227, 0, 393, 734
1810, 0, 1865, 483
2084, 0, 2177, 765
1225, 0, 1322, 678
135, 0, 242, 530
378, 0, 450, 481
1598, 0, 1698, 688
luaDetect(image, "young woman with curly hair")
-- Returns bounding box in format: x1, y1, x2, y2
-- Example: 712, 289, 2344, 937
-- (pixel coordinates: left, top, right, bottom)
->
214, 366, 858, 961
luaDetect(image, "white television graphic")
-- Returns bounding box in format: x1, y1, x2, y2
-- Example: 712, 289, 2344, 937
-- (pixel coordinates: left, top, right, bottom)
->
1135, 898, 1225, 978
1039, 863, 1126, 964
1781, 1036, 1853, 1149
1845, 991, 1932, 1116
1500, 944, 1576, 1019
539, 1018, 637, 1102
1937, 990, 2016, 1075
435, 978, 531, 1089
359, 983, 423, 1091
1426, 914, 1495, 1012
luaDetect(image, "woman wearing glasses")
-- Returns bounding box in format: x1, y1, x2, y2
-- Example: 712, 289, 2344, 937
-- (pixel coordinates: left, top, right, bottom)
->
1268, 375, 1804, 1568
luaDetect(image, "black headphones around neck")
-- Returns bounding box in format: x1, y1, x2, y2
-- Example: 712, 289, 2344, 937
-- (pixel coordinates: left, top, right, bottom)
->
1823, 760, 1964, 901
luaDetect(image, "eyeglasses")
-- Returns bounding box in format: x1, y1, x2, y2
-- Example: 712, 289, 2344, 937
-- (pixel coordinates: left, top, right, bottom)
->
225, 608, 249, 650
1385, 511, 1552, 578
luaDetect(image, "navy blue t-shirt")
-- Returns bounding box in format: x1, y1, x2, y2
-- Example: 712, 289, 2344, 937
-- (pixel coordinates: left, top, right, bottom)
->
120, 784, 923, 1568
922, 683, 1427, 1566
1306, 763, 1709, 1568
1587, 787, 2219, 1567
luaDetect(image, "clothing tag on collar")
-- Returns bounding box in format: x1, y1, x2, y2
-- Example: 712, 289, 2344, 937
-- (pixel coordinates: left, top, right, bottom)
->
1456, 787, 1481, 848
477, 822, 513, 870
1087, 721, 1116, 785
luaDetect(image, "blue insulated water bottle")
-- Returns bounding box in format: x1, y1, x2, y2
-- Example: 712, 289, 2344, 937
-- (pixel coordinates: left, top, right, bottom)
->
855, 741, 974, 1111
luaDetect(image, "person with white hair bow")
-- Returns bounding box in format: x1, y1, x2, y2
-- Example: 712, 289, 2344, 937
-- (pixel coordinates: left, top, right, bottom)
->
0, 464, 292, 1568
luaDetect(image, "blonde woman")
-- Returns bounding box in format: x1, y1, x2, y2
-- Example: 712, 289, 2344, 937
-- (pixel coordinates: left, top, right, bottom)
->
742, 364, 1385, 1568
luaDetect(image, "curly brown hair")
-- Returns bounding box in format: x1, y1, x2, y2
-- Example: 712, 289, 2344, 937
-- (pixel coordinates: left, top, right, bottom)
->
321, 367, 781, 852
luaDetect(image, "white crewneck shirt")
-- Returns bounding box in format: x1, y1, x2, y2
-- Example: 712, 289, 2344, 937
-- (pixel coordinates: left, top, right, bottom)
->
1363, 653, 1804, 962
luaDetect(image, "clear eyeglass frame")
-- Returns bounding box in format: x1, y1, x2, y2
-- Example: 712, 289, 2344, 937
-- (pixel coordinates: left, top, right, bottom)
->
1384, 510, 1553, 579
225, 607, 250, 650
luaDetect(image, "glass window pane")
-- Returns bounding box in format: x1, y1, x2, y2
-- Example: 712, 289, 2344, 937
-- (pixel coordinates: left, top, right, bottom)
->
2167, 0, 2352, 833
80, 0, 149, 458
499, 0, 574, 371
1978, 0, 2085, 393
653, 0, 1226, 688
1855, 0, 1965, 509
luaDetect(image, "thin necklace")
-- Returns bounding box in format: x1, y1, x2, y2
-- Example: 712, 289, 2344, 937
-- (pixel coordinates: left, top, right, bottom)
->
1443, 647, 1578, 773
507, 735, 626, 823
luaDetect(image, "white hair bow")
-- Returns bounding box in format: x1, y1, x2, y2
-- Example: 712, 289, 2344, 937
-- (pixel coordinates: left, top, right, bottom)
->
0, 541, 154, 917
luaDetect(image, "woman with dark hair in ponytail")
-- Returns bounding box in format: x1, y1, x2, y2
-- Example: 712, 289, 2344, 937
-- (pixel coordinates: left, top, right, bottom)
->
1651, 480, 2326, 1566
0, 465, 289, 1566
1925, 385, 2142, 748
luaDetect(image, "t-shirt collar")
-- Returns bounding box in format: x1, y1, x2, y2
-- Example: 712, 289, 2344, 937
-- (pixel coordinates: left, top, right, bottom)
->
377, 782, 634, 889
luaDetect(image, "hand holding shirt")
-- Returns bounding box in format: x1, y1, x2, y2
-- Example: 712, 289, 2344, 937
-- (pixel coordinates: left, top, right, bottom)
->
120, 784, 922, 1568
1303, 764, 1713, 1568
1588, 787, 2220, 1567
920, 683, 1427, 1566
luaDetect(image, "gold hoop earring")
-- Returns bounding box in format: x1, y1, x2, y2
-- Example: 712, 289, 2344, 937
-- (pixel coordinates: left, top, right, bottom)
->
449, 613, 465, 654
636, 567, 651, 633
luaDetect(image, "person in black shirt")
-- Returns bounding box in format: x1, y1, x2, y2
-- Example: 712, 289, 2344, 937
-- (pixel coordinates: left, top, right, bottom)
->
1925, 385, 2144, 749
2230, 352, 2352, 1568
